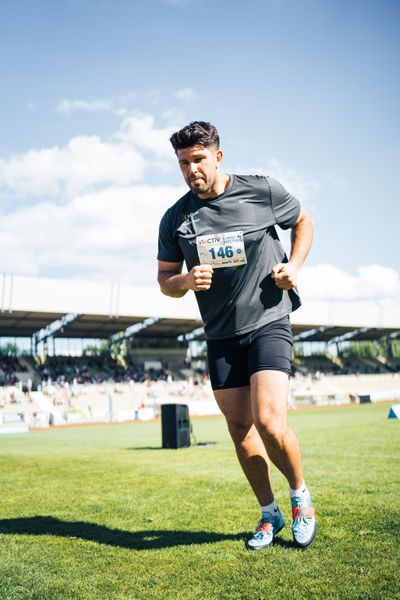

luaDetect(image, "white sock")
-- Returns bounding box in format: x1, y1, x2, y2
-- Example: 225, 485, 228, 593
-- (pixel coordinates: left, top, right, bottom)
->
289, 480, 308, 498
261, 499, 278, 516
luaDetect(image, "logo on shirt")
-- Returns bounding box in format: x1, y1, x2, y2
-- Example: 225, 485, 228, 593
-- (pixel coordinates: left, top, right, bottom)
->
181, 210, 200, 224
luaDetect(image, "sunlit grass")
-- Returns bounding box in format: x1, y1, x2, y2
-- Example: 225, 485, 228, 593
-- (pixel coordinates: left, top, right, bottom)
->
0, 402, 399, 599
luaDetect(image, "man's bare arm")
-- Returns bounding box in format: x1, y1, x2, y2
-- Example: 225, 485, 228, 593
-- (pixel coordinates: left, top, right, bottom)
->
272, 205, 314, 290
158, 261, 213, 297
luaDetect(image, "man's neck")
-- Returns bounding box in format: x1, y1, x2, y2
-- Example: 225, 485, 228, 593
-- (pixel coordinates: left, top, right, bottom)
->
197, 173, 230, 200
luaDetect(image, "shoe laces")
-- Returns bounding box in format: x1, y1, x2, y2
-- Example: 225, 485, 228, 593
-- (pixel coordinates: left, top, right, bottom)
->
256, 516, 274, 535
291, 495, 313, 527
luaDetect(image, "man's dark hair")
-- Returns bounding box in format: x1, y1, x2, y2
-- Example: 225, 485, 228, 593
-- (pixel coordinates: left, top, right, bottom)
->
170, 121, 220, 152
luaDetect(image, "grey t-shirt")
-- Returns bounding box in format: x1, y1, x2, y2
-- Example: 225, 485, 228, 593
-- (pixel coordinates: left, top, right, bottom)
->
158, 174, 301, 340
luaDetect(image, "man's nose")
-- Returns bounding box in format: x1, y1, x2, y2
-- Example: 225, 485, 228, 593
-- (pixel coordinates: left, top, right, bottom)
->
189, 162, 198, 174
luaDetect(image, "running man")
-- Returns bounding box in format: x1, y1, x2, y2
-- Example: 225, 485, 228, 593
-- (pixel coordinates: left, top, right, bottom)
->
157, 121, 316, 549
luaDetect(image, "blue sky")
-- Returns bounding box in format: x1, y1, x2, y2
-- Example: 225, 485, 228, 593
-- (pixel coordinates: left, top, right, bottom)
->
0, 0, 399, 301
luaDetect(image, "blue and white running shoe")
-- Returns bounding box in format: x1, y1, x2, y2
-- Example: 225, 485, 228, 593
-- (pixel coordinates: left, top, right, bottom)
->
291, 492, 317, 549
247, 508, 285, 550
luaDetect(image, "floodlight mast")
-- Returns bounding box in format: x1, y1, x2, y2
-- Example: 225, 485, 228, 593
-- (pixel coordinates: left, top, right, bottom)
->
109, 316, 162, 344
32, 313, 81, 354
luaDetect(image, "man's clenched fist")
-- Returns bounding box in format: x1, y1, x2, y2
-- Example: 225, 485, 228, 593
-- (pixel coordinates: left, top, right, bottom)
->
187, 264, 213, 291
271, 262, 299, 290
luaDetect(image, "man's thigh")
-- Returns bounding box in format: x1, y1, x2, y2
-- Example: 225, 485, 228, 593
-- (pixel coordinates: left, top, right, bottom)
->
250, 370, 290, 426
213, 385, 252, 425
214, 385, 259, 441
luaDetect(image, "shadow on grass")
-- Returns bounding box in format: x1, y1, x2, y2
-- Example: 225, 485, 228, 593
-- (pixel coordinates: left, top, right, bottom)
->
126, 443, 217, 450
126, 446, 163, 451
0, 516, 254, 550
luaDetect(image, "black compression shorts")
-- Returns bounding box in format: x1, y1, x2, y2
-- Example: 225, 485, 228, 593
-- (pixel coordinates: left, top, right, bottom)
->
206, 315, 293, 390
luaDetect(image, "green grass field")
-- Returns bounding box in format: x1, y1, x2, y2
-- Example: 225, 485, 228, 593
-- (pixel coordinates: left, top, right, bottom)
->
0, 402, 399, 599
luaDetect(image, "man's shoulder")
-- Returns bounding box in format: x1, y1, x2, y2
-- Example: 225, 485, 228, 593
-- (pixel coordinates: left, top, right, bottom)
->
234, 174, 267, 182
163, 190, 192, 219
233, 174, 271, 188
159, 191, 195, 236
231, 174, 272, 196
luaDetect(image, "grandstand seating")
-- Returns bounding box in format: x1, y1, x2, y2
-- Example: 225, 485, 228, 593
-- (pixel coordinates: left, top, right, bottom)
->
294, 353, 395, 376
1, 347, 399, 431
33, 355, 176, 385
1, 349, 398, 390
294, 353, 342, 375
0, 354, 29, 386
339, 355, 392, 375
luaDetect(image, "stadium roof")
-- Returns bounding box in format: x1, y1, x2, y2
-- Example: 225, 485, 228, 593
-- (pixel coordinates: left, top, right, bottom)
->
1, 274, 399, 343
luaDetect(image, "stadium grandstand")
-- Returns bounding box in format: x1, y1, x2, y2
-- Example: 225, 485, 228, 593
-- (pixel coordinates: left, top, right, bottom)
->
1, 274, 400, 433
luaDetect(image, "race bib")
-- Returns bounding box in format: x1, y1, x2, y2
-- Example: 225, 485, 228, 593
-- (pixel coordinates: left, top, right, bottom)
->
196, 230, 247, 269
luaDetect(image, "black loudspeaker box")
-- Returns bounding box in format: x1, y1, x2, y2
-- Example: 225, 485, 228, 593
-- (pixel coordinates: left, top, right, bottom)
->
359, 394, 371, 404
161, 403, 191, 449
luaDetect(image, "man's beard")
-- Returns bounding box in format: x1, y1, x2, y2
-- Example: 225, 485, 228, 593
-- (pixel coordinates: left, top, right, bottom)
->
188, 175, 215, 196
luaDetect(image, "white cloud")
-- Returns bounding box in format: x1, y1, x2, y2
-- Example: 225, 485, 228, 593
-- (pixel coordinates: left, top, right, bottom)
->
0, 113, 178, 201
115, 114, 177, 159
1, 101, 397, 305
174, 87, 199, 101
234, 158, 319, 203
1, 178, 398, 299
0, 184, 185, 283
266, 159, 319, 202
0, 110, 184, 284
56, 98, 114, 114
298, 264, 400, 302
56, 88, 198, 119
0, 135, 146, 197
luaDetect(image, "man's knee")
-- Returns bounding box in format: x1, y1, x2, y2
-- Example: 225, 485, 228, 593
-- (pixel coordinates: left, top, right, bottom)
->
254, 415, 287, 447
226, 417, 254, 446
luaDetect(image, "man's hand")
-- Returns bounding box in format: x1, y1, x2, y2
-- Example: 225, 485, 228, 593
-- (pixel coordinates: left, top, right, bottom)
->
158, 261, 213, 297
271, 262, 299, 290
186, 264, 213, 291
